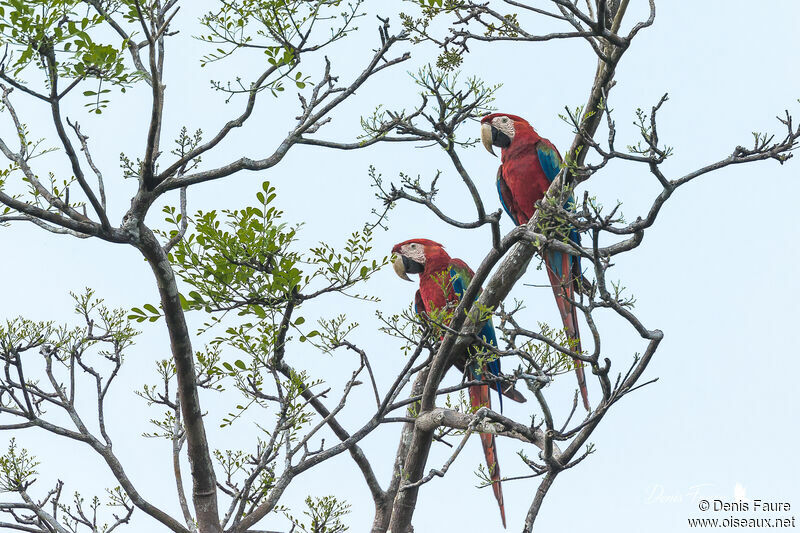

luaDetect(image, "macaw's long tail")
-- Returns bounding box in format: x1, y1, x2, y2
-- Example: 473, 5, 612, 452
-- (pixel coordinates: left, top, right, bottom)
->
468, 383, 507, 528
545, 250, 590, 411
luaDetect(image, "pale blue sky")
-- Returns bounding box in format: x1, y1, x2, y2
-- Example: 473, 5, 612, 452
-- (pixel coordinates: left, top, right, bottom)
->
1, 2, 798, 532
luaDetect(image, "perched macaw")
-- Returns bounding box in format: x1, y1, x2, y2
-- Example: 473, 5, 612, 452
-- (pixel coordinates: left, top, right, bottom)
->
480, 113, 590, 411
392, 238, 525, 528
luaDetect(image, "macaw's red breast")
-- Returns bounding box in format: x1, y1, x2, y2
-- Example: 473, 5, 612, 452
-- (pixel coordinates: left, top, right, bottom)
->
500, 152, 551, 224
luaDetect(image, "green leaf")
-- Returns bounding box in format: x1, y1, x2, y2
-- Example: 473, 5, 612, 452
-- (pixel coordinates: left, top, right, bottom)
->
188, 291, 205, 302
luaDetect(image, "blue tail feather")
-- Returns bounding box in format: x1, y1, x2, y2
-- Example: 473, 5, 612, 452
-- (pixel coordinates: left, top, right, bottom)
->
452, 267, 505, 410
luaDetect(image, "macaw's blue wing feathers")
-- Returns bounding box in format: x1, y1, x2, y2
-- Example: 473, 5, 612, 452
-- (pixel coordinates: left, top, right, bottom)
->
449, 265, 469, 300
496, 168, 519, 225
448, 263, 522, 412
477, 318, 504, 411
536, 140, 562, 182
413, 290, 424, 316
566, 209, 582, 275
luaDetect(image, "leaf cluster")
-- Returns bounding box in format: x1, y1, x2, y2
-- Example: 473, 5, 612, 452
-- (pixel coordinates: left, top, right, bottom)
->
283, 494, 351, 533
0, 439, 38, 492
198, 0, 363, 97
0, 0, 142, 112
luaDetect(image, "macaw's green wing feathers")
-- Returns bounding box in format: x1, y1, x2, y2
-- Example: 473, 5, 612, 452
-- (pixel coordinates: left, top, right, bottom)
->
536, 139, 563, 183
448, 259, 474, 295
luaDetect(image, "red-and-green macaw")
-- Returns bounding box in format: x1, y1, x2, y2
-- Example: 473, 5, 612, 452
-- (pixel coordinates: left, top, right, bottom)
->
480, 113, 590, 411
392, 238, 526, 528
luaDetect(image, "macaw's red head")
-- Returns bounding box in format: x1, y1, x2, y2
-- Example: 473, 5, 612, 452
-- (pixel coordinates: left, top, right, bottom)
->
480, 113, 537, 156
391, 238, 449, 281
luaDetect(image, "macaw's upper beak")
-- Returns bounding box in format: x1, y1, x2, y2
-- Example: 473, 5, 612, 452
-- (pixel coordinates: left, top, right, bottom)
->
392, 253, 412, 282
480, 122, 496, 156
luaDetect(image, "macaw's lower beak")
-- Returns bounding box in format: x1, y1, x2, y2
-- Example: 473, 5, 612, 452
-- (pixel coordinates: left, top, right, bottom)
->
392, 253, 424, 281
393, 253, 412, 281
481, 122, 496, 156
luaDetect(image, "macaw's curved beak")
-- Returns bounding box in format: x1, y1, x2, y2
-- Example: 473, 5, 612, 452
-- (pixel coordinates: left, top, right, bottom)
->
392, 253, 424, 281
481, 122, 496, 156
392, 253, 412, 281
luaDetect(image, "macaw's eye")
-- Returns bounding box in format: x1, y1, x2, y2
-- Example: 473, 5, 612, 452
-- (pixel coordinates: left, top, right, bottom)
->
501, 117, 508, 123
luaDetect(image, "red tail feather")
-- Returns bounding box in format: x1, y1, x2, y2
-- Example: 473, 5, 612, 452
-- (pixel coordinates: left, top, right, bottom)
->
545, 254, 591, 411
469, 384, 507, 528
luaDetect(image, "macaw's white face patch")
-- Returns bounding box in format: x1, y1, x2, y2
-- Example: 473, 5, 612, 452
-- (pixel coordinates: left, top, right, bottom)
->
400, 242, 426, 265
492, 115, 516, 141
